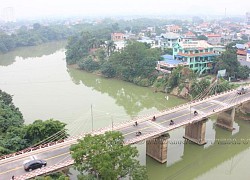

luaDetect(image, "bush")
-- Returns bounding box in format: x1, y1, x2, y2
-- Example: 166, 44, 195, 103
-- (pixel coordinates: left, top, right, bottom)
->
101, 62, 116, 78
78, 57, 100, 72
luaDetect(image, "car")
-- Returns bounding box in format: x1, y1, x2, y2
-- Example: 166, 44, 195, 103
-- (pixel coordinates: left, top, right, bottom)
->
237, 87, 248, 95
23, 159, 47, 171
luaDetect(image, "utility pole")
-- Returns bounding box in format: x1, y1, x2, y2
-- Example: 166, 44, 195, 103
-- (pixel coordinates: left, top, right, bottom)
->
91, 104, 93, 132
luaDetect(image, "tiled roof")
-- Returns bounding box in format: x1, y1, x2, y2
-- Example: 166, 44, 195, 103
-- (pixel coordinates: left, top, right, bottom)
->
237, 49, 247, 55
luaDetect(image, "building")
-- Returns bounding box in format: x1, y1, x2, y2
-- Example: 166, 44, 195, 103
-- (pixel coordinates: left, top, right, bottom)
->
156, 54, 188, 74
165, 25, 182, 33
173, 40, 217, 74
181, 31, 197, 42
205, 34, 221, 45
160, 32, 181, 48
247, 49, 250, 62
111, 33, 126, 42
137, 38, 157, 48
236, 43, 249, 61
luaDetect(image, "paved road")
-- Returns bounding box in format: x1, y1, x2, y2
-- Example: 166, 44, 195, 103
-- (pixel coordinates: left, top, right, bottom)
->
1, 88, 250, 179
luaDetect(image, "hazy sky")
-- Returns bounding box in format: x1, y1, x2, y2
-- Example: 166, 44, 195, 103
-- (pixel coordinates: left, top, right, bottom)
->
1, 0, 250, 19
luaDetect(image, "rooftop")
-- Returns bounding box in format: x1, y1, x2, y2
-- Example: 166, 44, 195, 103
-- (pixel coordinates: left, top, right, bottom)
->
206, 34, 221, 37
161, 32, 180, 39
161, 54, 186, 66
178, 40, 213, 49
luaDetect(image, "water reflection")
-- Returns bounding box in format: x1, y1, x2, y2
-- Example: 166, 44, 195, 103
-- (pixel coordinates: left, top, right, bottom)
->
0, 41, 67, 66
146, 118, 250, 180
67, 67, 186, 117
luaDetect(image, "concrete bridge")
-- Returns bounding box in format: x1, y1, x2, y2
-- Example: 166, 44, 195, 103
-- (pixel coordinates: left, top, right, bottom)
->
1, 86, 250, 180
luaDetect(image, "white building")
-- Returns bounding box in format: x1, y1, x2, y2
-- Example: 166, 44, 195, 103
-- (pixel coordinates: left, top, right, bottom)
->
160, 32, 181, 48
247, 49, 250, 62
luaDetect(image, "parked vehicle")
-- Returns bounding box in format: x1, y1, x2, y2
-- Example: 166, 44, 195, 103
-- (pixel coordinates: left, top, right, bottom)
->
24, 159, 47, 171
237, 87, 248, 95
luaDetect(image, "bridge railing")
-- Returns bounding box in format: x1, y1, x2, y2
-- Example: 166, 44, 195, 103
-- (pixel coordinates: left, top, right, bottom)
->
15, 159, 74, 180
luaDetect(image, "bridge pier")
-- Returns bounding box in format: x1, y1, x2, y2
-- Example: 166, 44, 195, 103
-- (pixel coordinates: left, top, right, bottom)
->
216, 107, 235, 130
183, 118, 207, 145
146, 134, 169, 163
240, 101, 250, 114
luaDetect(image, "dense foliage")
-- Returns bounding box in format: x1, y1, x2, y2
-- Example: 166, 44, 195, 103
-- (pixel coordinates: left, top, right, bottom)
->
66, 31, 161, 86
70, 131, 148, 180
108, 41, 161, 86
214, 42, 250, 79
34, 172, 70, 180
0, 90, 68, 156
0, 24, 73, 53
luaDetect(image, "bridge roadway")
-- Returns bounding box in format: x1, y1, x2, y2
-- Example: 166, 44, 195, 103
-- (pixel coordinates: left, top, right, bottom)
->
1, 87, 250, 179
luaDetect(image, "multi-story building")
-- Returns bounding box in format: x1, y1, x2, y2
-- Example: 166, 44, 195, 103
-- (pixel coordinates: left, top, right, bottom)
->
181, 31, 197, 42
160, 32, 181, 48
111, 33, 126, 42
173, 40, 217, 74
205, 34, 221, 45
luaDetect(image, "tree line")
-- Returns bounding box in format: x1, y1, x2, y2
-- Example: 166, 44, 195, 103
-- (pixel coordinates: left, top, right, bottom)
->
0, 89, 68, 156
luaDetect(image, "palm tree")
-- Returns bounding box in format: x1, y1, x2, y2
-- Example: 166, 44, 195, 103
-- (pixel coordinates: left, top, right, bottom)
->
106, 40, 116, 56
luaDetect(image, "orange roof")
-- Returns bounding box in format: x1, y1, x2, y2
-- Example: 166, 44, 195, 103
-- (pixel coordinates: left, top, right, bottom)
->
112, 33, 124, 36
237, 49, 247, 56
185, 31, 196, 36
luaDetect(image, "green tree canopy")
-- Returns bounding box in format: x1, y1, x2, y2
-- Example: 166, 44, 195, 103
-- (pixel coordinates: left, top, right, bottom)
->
0, 90, 68, 155
70, 131, 148, 180
108, 41, 161, 85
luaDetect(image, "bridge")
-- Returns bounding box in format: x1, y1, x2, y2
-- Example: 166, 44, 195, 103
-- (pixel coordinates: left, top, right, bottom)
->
1, 86, 250, 180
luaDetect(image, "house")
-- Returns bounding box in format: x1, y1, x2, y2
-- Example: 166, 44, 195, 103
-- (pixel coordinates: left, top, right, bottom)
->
247, 49, 250, 62
236, 43, 249, 61
205, 34, 221, 45
181, 31, 197, 42
111, 33, 126, 42
160, 32, 181, 48
166, 25, 182, 33
137, 37, 157, 48
173, 40, 218, 74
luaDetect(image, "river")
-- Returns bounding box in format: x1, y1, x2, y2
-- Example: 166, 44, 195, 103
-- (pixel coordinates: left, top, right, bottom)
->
0, 41, 250, 180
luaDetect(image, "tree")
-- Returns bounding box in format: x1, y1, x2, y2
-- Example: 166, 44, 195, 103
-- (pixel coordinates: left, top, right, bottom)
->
24, 119, 68, 145
105, 40, 116, 56
101, 62, 116, 78
108, 41, 161, 85
237, 65, 250, 79
197, 35, 208, 41
70, 131, 148, 180
78, 56, 100, 72
214, 50, 239, 77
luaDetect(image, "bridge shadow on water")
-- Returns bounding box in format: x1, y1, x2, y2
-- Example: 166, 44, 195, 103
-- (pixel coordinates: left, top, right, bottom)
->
146, 118, 250, 180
